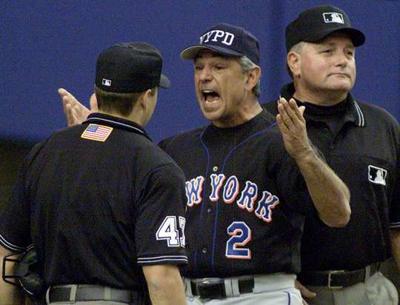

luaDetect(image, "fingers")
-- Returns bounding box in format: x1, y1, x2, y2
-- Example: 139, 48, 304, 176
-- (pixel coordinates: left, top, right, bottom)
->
59, 87, 78, 116
63, 97, 82, 126
57, 88, 90, 126
295, 280, 317, 299
276, 113, 289, 135
58, 88, 70, 98
63, 101, 74, 126
299, 105, 305, 116
277, 98, 305, 128
89, 93, 99, 112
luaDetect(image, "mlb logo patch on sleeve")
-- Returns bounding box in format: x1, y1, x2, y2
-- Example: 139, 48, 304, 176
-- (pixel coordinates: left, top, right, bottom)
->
368, 165, 387, 186
81, 124, 113, 142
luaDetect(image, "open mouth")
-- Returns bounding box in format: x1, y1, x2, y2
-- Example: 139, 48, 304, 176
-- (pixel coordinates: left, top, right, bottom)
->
202, 89, 220, 103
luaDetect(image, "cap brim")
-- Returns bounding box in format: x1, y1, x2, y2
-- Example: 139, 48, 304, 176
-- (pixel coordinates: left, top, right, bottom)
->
306, 27, 365, 47
159, 74, 170, 89
180, 45, 243, 60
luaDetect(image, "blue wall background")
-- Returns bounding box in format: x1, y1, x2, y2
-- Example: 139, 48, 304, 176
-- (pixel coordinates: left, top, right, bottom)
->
1, 0, 399, 143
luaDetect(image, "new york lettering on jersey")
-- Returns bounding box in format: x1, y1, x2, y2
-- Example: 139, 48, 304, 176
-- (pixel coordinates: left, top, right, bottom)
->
185, 174, 280, 223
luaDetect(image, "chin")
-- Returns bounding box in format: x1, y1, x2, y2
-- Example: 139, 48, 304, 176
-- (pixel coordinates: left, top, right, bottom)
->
323, 81, 353, 92
200, 110, 221, 123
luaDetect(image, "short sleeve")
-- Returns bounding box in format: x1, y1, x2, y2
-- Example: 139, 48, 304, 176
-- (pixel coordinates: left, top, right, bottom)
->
135, 163, 188, 265
0, 154, 33, 252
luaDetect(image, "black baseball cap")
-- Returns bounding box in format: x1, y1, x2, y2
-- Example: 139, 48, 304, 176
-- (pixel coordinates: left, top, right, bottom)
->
180, 23, 260, 65
95, 42, 170, 93
286, 5, 365, 52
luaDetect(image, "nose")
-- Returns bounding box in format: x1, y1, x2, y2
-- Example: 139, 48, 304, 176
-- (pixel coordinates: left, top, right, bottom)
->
197, 66, 213, 82
335, 51, 350, 68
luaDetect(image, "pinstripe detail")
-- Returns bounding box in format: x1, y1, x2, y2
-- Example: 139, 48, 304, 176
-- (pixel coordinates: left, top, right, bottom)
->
0, 234, 27, 252
137, 255, 188, 264
199, 128, 211, 272
208, 123, 277, 273
286, 291, 291, 305
353, 101, 365, 127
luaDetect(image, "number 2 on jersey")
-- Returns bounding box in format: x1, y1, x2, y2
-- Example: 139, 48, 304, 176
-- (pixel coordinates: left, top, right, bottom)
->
156, 216, 186, 247
225, 221, 251, 259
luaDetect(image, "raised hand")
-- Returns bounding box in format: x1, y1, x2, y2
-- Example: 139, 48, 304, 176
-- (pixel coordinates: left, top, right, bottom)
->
58, 88, 95, 126
276, 97, 312, 162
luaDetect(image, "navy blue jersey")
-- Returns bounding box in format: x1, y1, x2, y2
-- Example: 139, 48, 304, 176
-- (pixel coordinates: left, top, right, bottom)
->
159, 110, 314, 278
0, 113, 187, 290
264, 83, 400, 271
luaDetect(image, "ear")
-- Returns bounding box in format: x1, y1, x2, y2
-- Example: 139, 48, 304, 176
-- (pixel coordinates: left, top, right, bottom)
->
137, 89, 153, 110
245, 66, 261, 92
287, 51, 301, 78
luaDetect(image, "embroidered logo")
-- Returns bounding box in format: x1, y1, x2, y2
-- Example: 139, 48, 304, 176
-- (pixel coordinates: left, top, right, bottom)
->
322, 12, 345, 24
102, 78, 112, 87
81, 124, 113, 142
368, 165, 387, 186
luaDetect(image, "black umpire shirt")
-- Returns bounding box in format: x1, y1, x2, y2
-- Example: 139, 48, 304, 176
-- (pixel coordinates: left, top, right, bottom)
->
264, 83, 400, 271
0, 113, 187, 290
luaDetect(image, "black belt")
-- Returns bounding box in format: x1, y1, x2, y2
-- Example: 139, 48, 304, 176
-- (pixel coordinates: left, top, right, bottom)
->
299, 262, 381, 289
48, 285, 137, 303
189, 277, 254, 299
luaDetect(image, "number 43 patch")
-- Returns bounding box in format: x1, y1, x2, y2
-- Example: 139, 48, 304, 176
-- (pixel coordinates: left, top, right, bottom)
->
156, 216, 186, 247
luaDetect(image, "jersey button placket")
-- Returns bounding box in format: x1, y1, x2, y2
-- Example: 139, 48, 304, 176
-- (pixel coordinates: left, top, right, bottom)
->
208, 166, 218, 213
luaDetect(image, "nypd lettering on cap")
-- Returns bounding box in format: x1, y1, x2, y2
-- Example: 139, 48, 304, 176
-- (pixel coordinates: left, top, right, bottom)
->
322, 12, 344, 24
102, 78, 112, 87
200, 30, 235, 46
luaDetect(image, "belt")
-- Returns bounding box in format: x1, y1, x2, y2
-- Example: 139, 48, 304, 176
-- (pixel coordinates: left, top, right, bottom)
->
48, 285, 136, 303
188, 277, 254, 299
299, 262, 381, 289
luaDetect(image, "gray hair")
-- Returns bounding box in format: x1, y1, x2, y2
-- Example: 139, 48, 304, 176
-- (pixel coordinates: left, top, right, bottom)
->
239, 56, 261, 97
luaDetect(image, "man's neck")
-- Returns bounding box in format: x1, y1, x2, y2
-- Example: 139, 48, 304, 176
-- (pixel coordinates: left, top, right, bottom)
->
212, 98, 263, 128
293, 87, 348, 106
97, 110, 145, 126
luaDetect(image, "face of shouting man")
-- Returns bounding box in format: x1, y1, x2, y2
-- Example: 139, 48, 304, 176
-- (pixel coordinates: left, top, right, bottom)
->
193, 50, 261, 128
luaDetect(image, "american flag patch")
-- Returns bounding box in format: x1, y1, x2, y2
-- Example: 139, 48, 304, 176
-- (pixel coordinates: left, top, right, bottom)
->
81, 124, 113, 142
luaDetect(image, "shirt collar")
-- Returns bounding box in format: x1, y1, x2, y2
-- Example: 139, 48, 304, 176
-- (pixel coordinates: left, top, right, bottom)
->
280, 83, 365, 127
83, 112, 152, 141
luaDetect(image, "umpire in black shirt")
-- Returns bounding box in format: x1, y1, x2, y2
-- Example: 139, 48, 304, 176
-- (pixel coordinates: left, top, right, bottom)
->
264, 5, 400, 305
0, 42, 188, 305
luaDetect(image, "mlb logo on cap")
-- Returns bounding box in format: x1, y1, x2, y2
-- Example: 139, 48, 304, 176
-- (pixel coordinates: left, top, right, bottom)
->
285, 5, 365, 52
102, 79, 112, 87
95, 42, 170, 93
323, 12, 344, 24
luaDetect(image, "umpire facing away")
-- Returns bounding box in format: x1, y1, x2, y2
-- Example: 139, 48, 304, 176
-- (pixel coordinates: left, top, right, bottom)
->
0, 42, 188, 305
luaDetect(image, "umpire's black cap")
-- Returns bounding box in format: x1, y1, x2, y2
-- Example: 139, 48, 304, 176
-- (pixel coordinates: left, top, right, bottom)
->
286, 5, 365, 52
95, 42, 170, 93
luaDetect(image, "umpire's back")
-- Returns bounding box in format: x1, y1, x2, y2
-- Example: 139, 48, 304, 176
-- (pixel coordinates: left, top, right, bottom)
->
0, 42, 188, 305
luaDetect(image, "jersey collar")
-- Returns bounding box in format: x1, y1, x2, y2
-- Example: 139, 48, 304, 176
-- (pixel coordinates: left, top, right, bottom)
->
83, 113, 152, 141
280, 83, 365, 127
